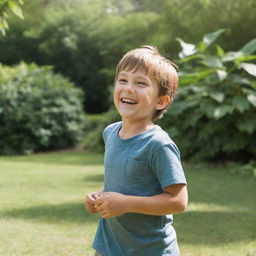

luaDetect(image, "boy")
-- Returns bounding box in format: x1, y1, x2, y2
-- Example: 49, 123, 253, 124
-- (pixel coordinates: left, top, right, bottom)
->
85, 45, 188, 256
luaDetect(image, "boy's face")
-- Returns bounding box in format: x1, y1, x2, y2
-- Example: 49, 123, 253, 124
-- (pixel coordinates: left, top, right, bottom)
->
114, 69, 168, 124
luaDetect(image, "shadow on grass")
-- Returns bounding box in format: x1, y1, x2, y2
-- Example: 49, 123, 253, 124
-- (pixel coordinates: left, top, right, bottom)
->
185, 165, 256, 210
0, 152, 104, 166
1, 202, 99, 224
1, 203, 255, 245
174, 209, 256, 245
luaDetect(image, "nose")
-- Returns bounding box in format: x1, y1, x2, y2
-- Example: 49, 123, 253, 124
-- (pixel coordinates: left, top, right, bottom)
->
123, 82, 134, 93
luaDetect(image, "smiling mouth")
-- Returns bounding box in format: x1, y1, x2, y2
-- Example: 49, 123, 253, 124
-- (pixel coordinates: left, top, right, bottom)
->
120, 98, 137, 105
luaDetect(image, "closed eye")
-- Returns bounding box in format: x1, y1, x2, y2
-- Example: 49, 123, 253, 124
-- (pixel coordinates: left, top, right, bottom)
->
118, 79, 127, 83
137, 81, 148, 86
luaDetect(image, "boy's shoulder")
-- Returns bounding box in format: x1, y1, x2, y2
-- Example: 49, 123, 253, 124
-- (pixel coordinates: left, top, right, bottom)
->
103, 121, 121, 140
104, 121, 121, 133
149, 126, 181, 158
151, 125, 173, 145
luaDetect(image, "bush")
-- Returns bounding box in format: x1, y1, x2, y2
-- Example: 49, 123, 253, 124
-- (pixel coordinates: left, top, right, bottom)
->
82, 109, 120, 152
0, 62, 85, 155
158, 30, 256, 162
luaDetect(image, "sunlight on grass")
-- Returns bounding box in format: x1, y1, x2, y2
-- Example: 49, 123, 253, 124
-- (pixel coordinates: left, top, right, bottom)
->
0, 152, 255, 256
187, 202, 237, 212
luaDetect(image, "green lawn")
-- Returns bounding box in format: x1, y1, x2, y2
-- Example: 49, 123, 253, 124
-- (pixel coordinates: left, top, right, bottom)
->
0, 152, 255, 256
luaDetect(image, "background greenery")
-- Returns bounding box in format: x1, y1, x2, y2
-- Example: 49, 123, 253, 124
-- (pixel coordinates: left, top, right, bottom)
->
1, 0, 255, 112
0, 62, 85, 155
0, 0, 255, 163
1, 2, 255, 255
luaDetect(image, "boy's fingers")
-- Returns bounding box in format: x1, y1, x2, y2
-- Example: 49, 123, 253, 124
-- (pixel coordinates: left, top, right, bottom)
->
95, 203, 106, 212
95, 197, 105, 205
87, 193, 96, 201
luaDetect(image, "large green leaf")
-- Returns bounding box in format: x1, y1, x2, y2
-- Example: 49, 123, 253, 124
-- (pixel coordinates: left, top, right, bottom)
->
204, 55, 223, 68
179, 69, 215, 85
247, 94, 256, 107
8, 1, 24, 19
239, 38, 256, 55
209, 92, 225, 103
222, 51, 243, 62
232, 95, 250, 113
213, 105, 234, 119
202, 29, 226, 49
240, 63, 256, 77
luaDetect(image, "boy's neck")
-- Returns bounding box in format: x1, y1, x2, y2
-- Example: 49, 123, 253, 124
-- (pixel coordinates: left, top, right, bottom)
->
119, 119, 155, 139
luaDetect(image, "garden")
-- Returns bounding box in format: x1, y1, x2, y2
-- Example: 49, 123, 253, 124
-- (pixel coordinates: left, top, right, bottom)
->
0, 0, 255, 255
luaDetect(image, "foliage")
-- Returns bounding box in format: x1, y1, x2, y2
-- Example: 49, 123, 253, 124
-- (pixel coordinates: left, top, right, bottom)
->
37, 3, 158, 113
158, 30, 256, 162
0, 0, 24, 36
1, 0, 256, 114
0, 62, 85, 155
82, 109, 120, 152
160, 0, 256, 56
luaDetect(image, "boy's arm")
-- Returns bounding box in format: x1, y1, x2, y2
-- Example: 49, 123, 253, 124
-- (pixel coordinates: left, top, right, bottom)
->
94, 184, 187, 218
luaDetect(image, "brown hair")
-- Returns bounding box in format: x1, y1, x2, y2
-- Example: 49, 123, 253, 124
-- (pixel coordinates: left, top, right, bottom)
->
115, 45, 178, 120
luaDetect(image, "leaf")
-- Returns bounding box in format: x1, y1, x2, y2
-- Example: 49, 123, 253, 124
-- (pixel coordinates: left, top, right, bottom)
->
202, 29, 226, 48
179, 69, 215, 85
198, 41, 207, 52
222, 51, 243, 62
209, 92, 225, 103
204, 103, 215, 118
247, 94, 256, 107
216, 70, 227, 81
204, 55, 223, 68
8, 1, 24, 19
239, 38, 256, 55
213, 105, 234, 119
231, 74, 250, 85
238, 120, 256, 134
240, 63, 256, 77
176, 38, 197, 58
232, 95, 250, 113
216, 45, 225, 57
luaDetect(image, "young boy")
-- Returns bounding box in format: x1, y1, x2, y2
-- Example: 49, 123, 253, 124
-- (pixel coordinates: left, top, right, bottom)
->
85, 45, 188, 256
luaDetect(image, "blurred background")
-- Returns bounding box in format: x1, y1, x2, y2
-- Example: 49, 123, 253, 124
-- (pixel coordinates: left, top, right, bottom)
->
0, 1, 256, 255
1, 0, 256, 164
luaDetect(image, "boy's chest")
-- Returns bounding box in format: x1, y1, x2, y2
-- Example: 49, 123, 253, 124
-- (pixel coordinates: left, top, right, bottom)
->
104, 140, 160, 195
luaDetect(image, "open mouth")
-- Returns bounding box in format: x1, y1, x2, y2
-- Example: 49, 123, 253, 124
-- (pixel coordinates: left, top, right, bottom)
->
120, 97, 137, 105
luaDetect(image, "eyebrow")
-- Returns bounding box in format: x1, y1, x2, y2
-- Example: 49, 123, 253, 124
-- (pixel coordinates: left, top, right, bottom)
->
119, 72, 151, 82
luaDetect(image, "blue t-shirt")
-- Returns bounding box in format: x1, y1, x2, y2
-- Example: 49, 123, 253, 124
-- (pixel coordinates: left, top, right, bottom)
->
92, 122, 187, 256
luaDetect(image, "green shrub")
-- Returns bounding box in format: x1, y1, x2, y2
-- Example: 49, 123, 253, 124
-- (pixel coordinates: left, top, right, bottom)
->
159, 30, 256, 162
82, 109, 120, 152
0, 62, 85, 155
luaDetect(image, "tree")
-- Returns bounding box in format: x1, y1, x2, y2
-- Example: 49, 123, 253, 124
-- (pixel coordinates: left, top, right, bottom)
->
0, 0, 24, 36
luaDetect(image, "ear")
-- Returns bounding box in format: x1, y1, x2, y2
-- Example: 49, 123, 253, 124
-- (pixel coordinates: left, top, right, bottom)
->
156, 95, 171, 110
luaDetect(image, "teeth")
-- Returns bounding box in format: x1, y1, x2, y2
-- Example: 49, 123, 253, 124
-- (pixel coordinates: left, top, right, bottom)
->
121, 98, 137, 104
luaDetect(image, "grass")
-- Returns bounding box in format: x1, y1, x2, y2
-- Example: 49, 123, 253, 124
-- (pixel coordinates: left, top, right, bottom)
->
0, 151, 255, 256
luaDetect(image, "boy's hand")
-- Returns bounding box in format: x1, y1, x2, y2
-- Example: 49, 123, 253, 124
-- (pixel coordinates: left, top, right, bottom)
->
94, 192, 127, 218
85, 192, 100, 214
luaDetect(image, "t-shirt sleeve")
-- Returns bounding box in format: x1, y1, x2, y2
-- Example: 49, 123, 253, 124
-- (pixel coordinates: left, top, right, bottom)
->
102, 122, 122, 144
151, 143, 187, 190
